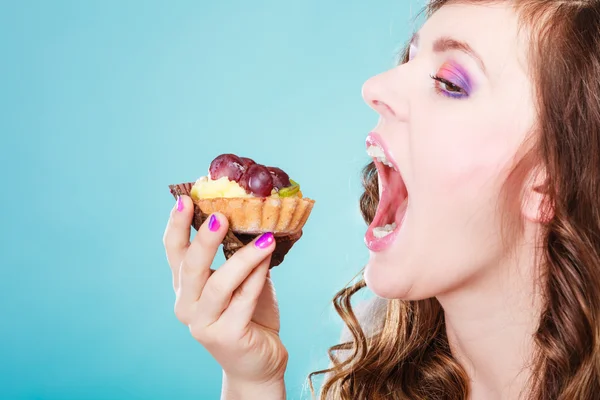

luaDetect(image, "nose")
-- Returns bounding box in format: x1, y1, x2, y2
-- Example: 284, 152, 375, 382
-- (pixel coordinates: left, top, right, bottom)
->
361, 67, 408, 121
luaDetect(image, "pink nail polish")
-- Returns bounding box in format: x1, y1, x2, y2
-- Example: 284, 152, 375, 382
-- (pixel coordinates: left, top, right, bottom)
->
176, 196, 184, 212
255, 232, 274, 249
208, 214, 220, 232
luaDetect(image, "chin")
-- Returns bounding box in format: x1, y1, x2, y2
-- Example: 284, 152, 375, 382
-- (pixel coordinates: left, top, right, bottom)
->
364, 252, 449, 300
364, 254, 416, 299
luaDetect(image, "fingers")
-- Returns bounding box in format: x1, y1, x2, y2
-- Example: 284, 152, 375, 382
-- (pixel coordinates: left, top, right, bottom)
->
163, 195, 194, 289
195, 232, 276, 327
177, 213, 229, 308
245, 269, 280, 331
219, 255, 271, 331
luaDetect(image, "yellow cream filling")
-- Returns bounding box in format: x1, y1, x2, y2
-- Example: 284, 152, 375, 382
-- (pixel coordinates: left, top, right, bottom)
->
190, 176, 302, 199
190, 176, 250, 199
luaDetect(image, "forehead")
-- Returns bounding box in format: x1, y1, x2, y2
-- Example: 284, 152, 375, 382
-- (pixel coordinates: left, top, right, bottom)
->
419, 3, 531, 78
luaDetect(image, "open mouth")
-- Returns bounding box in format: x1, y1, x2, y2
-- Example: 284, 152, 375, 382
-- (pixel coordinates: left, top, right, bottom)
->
365, 133, 409, 250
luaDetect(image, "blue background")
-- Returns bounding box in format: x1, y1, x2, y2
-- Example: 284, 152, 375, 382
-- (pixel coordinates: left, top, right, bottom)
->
1, 1, 419, 398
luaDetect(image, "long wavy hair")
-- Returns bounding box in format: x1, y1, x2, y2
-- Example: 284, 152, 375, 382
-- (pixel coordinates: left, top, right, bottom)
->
308, 1, 600, 399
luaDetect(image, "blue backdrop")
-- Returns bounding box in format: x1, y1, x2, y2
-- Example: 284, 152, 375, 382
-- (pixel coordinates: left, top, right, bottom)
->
1, 1, 419, 398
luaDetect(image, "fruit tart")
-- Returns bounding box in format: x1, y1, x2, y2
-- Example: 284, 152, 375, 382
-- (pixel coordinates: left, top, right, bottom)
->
169, 154, 315, 268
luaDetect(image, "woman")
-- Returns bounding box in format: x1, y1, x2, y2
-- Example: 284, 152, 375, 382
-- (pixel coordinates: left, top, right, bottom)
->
162, 1, 600, 399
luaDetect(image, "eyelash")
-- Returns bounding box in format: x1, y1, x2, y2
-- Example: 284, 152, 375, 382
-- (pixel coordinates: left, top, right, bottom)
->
430, 74, 468, 99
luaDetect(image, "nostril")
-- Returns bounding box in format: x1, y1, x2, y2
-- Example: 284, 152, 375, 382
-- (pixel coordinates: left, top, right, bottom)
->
372, 99, 397, 118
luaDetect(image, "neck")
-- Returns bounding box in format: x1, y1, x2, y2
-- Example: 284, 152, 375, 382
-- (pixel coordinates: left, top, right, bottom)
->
437, 227, 543, 400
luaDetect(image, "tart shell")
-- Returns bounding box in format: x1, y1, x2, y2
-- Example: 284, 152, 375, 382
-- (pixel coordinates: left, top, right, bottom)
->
168, 182, 314, 268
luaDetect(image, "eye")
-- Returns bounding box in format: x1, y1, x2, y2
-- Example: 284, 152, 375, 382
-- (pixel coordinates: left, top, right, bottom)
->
430, 74, 468, 98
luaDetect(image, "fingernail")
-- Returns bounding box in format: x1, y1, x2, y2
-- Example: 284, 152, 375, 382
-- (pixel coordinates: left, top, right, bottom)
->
255, 232, 274, 249
176, 196, 184, 212
208, 214, 220, 232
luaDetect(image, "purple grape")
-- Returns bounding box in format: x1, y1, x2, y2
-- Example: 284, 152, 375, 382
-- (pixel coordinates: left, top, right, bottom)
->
240, 164, 274, 197
209, 154, 244, 182
267, 167, 291, 189
240, 157, 256, 171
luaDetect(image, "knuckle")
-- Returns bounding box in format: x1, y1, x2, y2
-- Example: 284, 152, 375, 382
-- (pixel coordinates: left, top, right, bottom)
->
189, 323, 208, 342
193, 322, 243, 349
180, 260, 206, 285
173, 299, 189, 324
185, 237, 214, 266
194, 229, 218, 250
179, 258, 195, 275
162, 226, 171, 249
163, 220, 178, 250
206, 279, 229, 299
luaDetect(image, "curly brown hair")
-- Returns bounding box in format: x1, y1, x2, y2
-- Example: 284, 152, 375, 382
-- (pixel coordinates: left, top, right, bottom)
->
308, 1, 600, 399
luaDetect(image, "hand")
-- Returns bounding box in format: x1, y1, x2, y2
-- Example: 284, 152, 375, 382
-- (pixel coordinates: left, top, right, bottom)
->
163, 195, 289, 387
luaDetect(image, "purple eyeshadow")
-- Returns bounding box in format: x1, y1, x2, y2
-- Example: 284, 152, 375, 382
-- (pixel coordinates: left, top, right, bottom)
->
438, 62, 473, 95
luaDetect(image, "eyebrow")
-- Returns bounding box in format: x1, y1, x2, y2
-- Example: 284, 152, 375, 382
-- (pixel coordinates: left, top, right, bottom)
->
411, 33, 487, 75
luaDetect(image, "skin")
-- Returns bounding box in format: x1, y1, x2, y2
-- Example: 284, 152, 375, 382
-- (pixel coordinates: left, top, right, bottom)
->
363, 3, 546, 399
163, 200, 287, 399
163, 3, 550, 400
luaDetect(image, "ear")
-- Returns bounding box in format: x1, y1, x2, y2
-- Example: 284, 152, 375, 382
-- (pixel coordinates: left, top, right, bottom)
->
521, 166, 553, 223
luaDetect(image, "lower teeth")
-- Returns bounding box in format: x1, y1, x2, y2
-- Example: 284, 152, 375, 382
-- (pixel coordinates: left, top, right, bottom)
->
373, 222, 397, 238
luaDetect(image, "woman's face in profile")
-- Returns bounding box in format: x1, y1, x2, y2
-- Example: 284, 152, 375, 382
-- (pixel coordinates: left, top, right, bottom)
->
361, 2, 537, 300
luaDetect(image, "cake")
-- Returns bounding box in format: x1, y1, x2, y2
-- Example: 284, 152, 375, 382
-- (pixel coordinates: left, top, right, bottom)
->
169, 154, 315, 268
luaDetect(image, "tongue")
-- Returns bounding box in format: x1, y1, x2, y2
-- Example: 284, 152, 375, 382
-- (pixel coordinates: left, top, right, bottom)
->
379, 198, 399, 225
377, 166, 407, 226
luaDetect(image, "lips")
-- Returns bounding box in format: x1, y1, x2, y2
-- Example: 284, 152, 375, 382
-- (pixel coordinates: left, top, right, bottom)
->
364, 132, 409, 252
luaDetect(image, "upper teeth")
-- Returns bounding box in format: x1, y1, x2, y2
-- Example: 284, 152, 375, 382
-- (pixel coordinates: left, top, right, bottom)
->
367, 145, 396, 170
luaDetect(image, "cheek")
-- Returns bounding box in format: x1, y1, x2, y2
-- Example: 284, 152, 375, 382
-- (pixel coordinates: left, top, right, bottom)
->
413, 115, 517, 201
439, 146, 504, 195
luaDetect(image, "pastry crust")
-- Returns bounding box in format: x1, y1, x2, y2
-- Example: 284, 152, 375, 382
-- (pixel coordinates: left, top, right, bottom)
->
168, 182, 315, 268
193, 196, 315, 235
